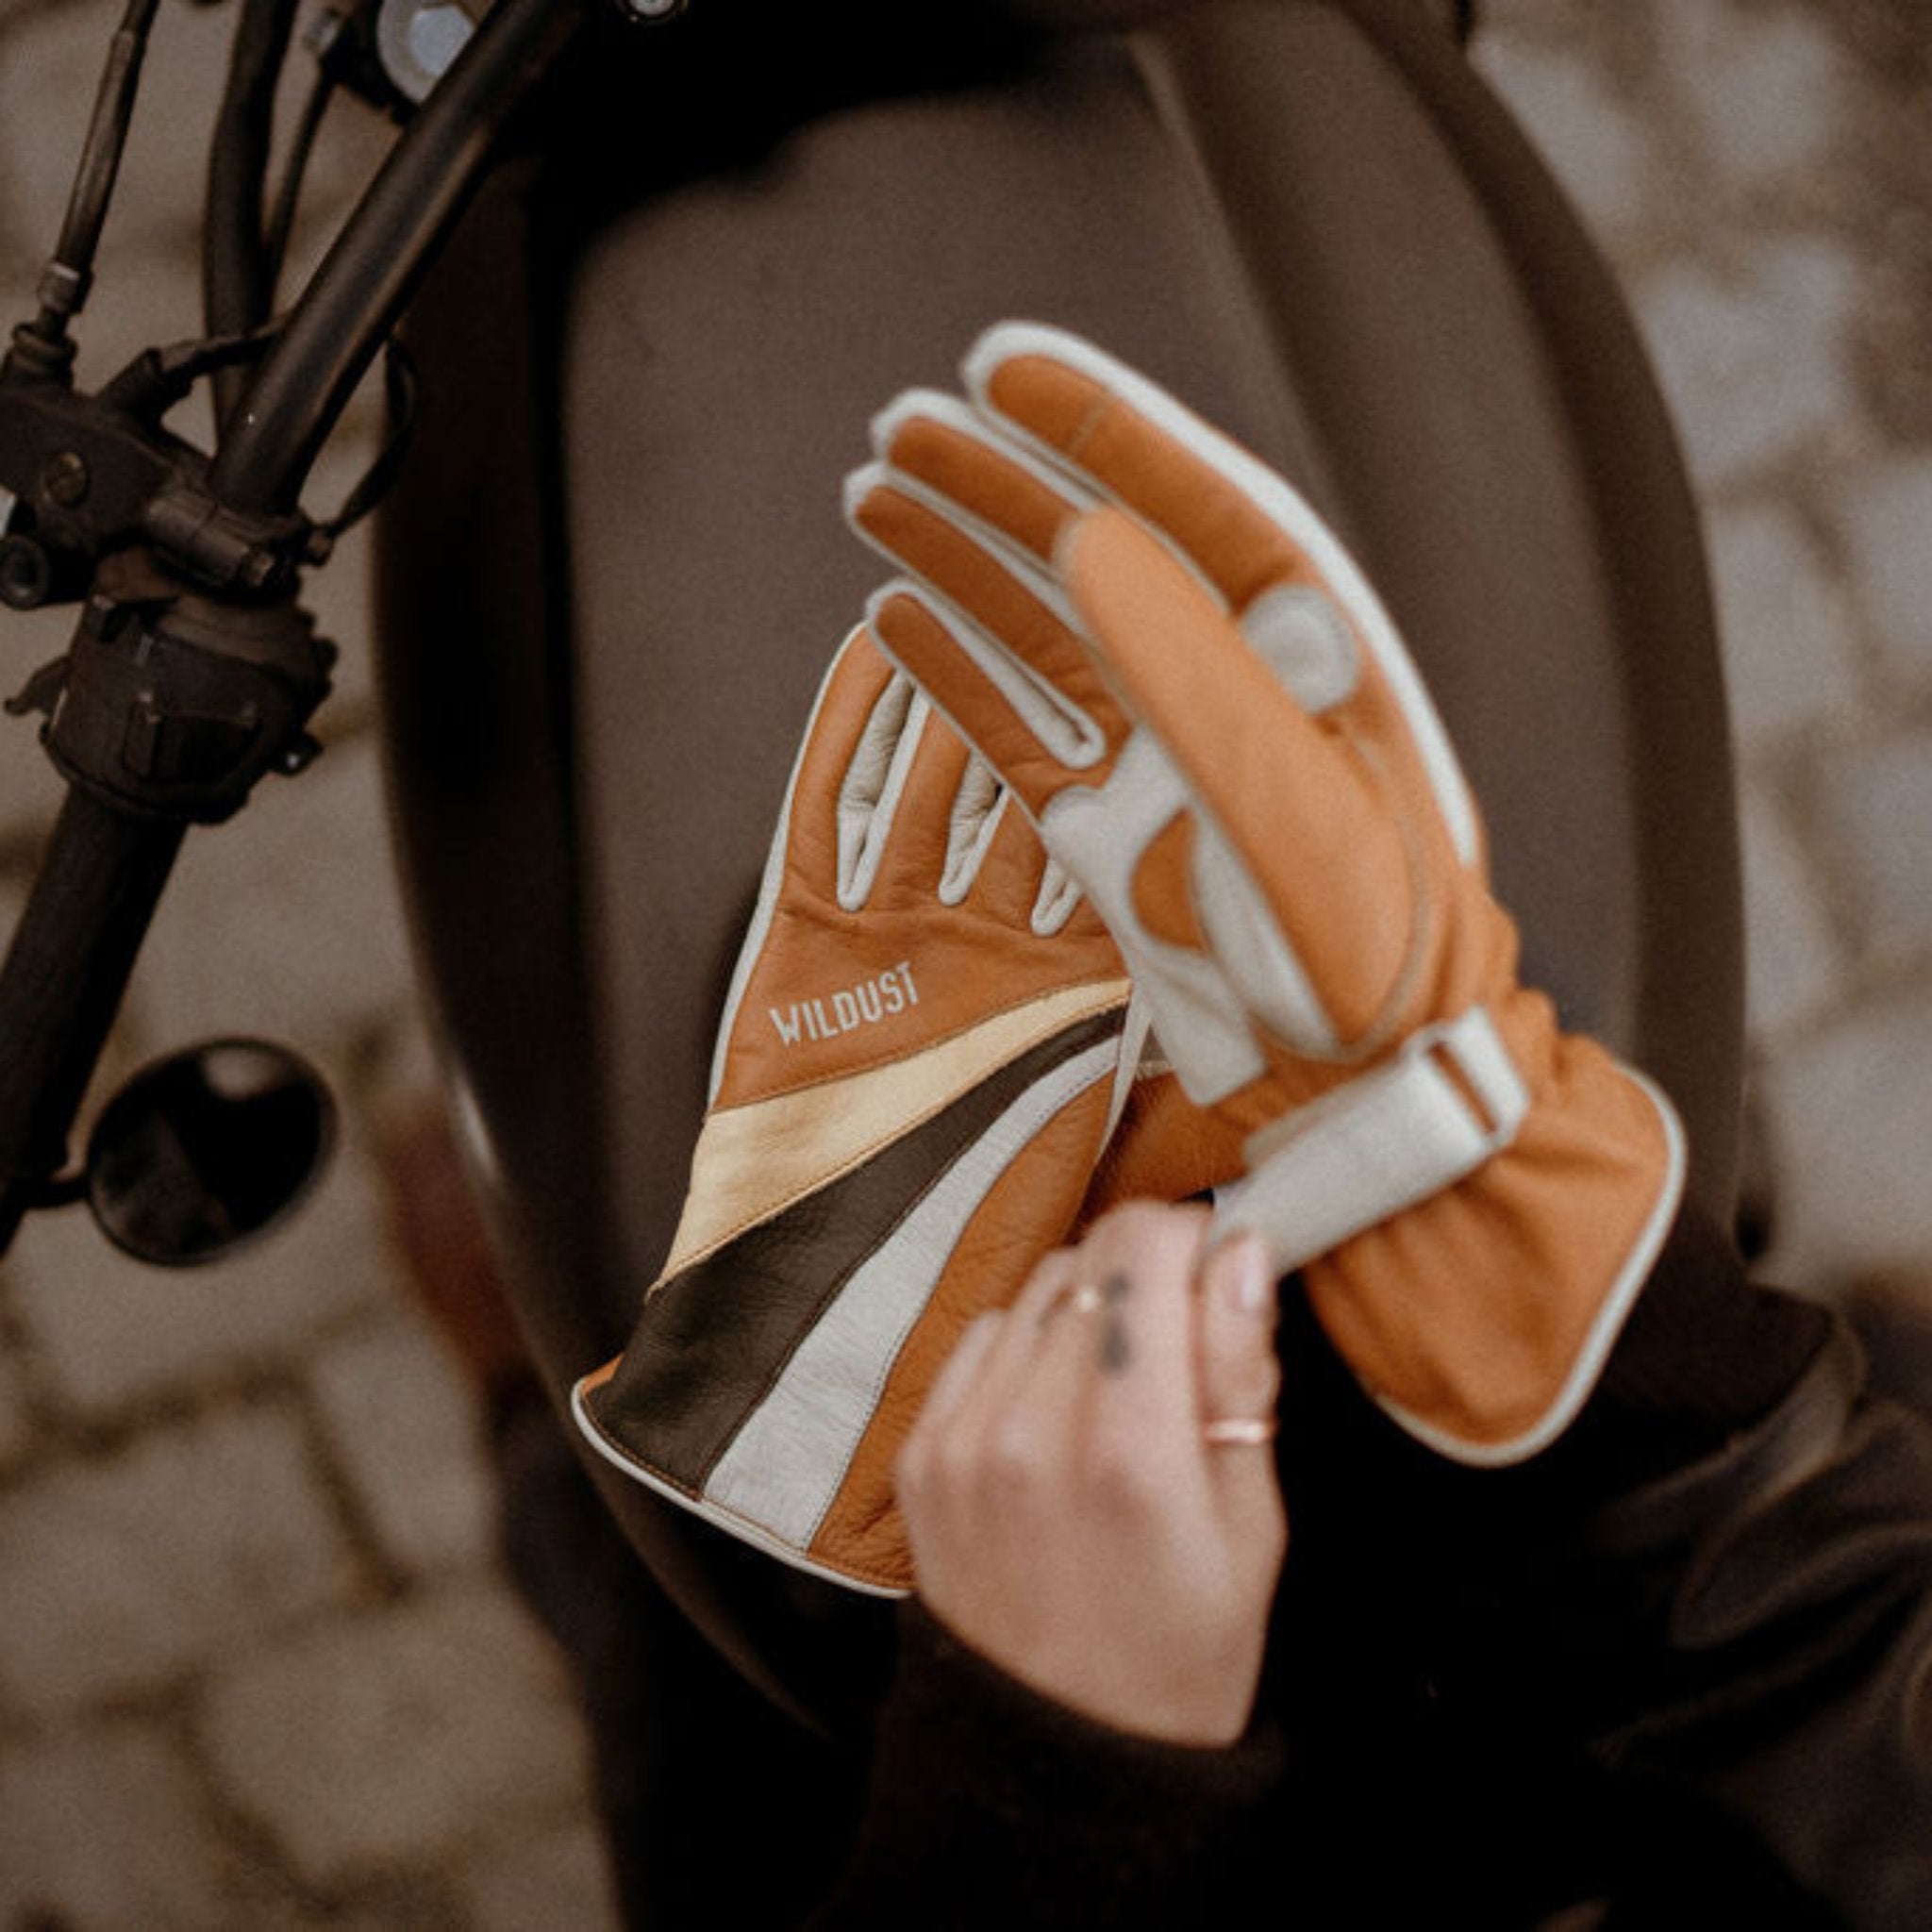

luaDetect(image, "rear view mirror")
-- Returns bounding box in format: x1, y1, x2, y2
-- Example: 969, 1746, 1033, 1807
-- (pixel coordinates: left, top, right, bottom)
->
86, 1040, 336, 1265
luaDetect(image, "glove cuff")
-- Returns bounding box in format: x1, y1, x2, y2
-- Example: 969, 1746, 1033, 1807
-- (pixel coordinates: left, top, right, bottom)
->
1213, 1006, 1528, 1271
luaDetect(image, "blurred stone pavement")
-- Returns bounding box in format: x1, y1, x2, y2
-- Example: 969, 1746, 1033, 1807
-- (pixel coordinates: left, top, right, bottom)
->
0, 0, 1928, 1924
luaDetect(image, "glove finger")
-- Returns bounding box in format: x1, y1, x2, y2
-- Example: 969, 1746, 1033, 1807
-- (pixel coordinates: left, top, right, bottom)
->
1031, 855, 1085, 938
823, 652, 1108, 955
884, 713, 1104, 944
1066, 508, 1418, 1047
849, 458, 1127, 769
707, 630, 912, 1096
955, 763, 1113, 948
966, 323, 1308, 609
859, 695, 988, 907
867, 387, 1103, 572
865, 578, 1122, 822
848, 459, 1093, 692
832, 668, 933, 913
783, 629, 910, 903
932, 745, 1008, 905
966, 322, 1482, 869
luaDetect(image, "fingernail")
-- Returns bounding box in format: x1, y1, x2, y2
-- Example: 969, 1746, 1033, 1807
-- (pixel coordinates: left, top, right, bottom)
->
1223, 1237, 1274, 1320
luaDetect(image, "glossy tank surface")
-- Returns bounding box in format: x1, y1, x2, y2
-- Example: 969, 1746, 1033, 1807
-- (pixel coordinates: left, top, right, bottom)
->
375, 0, 1739, 1730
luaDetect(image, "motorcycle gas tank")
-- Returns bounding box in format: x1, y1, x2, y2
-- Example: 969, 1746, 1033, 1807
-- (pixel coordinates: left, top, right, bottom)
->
375, 0, 1740, 1732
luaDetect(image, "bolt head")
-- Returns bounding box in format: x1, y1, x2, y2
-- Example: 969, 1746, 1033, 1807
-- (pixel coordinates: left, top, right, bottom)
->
42, 450, 90, 508
0, 534, 54, 609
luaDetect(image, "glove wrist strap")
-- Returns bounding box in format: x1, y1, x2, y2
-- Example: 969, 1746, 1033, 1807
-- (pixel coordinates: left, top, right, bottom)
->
1215, 1007, 1529, 1272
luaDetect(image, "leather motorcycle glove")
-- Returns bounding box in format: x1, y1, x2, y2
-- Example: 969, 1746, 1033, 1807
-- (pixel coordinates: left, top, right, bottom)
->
846, 322, 1686, 1463
574, 627, 1140, 1593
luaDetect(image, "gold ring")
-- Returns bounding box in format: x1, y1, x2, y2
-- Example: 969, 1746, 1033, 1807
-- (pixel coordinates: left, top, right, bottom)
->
1202, 1416, 1278, 1447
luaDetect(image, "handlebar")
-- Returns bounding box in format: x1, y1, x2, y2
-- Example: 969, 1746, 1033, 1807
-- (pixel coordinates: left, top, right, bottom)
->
0, 793, 184, 1247
0, 0, 595, 1248
216, 0, 591, 513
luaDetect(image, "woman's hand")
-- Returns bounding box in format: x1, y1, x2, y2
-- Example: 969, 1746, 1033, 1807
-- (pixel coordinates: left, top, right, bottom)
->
894, 1201, 1287, 1746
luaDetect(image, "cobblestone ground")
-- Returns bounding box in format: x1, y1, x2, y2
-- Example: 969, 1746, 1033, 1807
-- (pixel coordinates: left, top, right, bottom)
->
0, 1, 1928, 1925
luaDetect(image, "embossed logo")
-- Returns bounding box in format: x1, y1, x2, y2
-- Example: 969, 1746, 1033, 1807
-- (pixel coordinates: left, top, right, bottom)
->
770, 962, 920, 1046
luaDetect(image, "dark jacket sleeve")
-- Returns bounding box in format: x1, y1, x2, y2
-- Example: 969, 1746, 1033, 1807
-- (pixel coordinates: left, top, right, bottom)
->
1567, 1314, 1932, 1925
1436, 1207, 1932, 1928
809, 1602, 1283, 1930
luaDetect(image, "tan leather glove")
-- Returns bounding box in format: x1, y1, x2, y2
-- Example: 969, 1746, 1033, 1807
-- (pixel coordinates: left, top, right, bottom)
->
575, 628, 1134, 1591
847, 323, 1685, 1462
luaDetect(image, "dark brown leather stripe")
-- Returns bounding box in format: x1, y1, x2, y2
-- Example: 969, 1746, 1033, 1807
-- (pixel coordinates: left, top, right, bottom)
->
584, 1006, 1124, 1490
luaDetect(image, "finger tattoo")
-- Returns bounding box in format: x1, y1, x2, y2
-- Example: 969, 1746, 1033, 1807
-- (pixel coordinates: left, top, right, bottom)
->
1098, 1273, 1132, 1374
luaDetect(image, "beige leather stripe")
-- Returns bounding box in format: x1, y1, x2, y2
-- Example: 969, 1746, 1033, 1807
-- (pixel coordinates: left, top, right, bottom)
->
658, 976, 1130, 1282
